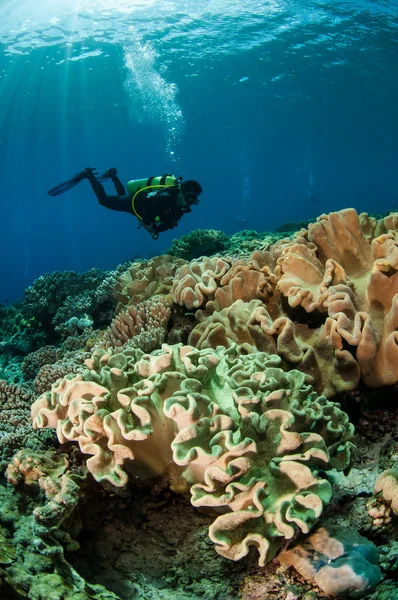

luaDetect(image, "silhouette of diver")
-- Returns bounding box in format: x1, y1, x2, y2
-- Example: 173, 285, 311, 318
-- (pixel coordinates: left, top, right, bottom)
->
48, 167, 202, 240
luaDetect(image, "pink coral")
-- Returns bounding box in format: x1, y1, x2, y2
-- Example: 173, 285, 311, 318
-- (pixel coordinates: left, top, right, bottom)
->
102, 295, 172, 352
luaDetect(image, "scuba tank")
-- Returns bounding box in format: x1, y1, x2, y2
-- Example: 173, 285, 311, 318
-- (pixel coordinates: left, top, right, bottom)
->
126, 174, 178, 196
128, 174, 180, 221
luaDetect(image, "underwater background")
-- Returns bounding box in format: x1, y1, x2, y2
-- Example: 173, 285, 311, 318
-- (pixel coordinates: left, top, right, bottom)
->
1, 0, 397, 303
1, 3, 398, 600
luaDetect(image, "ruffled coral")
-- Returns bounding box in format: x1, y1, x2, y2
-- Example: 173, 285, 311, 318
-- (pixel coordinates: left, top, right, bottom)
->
172, 256, 231, 309
32, 343, 355, 565
115, 255, 186, 310
185, 210, 398, 394
189, 299, 278, 354
213, 250, 278, 310
190, 299, 360, 397
373, 469, 398, 515
276, 208, 398, 387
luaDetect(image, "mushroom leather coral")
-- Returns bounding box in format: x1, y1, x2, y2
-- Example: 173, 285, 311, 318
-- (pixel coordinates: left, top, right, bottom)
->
32, 343, 355, 565
172, 256, 231, 309
190, 298, 361, 397
276, 208, 398, 387
115, 255, 186, 310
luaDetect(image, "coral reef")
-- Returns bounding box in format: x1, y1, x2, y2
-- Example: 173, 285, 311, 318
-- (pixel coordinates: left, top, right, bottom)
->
168, 208, 398, 396
32, 343, 355, 565
24, 268, 118, 332
3, 207, 398, 597
167, 228, 229, 260
114, 255, 186, 309
278, 525, 381, 598
0, 449, 119, 600
0, 380, 56, 473
102, 294, 172, 352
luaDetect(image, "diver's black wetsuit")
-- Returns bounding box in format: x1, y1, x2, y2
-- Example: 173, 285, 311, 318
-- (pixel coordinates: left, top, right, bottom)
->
88, 173, 191, 233
48, 167, 201, 238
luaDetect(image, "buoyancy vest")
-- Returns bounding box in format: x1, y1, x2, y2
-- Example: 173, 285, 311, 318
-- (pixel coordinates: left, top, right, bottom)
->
127, 174, 179, 220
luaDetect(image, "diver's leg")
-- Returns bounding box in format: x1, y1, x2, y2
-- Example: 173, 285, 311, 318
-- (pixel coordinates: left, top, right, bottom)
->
87, 173, 132, 214
98, 167, 126, 195
87, 173, 108, 204
111, 173, 126, 196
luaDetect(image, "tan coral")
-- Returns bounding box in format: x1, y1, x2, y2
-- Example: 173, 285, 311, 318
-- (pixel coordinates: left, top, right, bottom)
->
102, 294, 172, 352
276, 208, 398, 387
172, 256, 231, 309
32, 343, 355, 566
213, 251, 278, 310
277, 242, 348, 312
115, 255, 186, 309
373, 468, 398, 515
189, 299, 278, 354
190, 299, 360, 397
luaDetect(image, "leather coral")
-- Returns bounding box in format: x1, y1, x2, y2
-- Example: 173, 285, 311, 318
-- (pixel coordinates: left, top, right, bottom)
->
277, 208, 398, 387
32, 343, 355, 565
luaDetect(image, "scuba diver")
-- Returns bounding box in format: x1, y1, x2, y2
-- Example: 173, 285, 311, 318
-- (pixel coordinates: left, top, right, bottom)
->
48, 167, 202, 240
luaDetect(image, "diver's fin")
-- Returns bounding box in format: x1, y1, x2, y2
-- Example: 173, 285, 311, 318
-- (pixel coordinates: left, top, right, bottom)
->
48, 168, 97, 196
97, 168, 118, 183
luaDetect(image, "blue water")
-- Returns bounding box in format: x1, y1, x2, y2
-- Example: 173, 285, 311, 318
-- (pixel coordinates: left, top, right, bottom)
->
1, 0, 397, 303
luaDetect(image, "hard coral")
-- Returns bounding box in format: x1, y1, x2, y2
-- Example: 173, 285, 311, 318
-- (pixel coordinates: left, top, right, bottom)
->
23, 268, 118, 334
102, 294, 172, 352
0, 380, 34, 470
22, 345, 62, 380
167, 229, 229, 260
33, 350, 90, 396
32, 343, 355, 565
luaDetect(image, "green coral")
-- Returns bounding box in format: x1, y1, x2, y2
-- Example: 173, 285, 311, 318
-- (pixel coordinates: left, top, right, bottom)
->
23, 268, 118, 332
0, 304, 46, 355
0, 448, 120, 600
32, 343, 356, 566
168, 229, 229, 260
